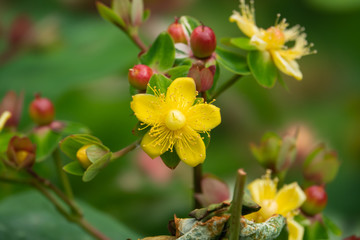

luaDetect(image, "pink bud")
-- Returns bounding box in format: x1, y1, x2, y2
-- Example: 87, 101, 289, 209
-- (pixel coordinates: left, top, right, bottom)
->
190, 25, 216, 59
128, 64, 153, 90
301, 185, 328, 216
187, 61, 215, 92
167, 18, 187, 44
194, 174, 230, 207
29, 93, 55, 126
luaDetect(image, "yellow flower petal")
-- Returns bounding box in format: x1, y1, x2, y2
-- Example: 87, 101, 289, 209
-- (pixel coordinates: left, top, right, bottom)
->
131, 94, 164, 125
271, 50, 303, 80
0, 111, 11, 132
187, 104, 221, 131
141, 130, 170, 159
166, 78, 196, 110
275, 182, 306, 216
247, 174, 277, 204
287, 218, 304, 240
175, 128, 205, 167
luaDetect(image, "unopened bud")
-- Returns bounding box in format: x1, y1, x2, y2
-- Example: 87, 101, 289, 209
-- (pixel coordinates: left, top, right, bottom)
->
190, 25, 216, 59
303, 144, 340, 184
128, 64, 153, 90
301, 185, 328, 216
29, 93, 55, 126
76, 145, 93, 169
187, 61, 214, 92
7, 136, 36, 169
194, 174, 230, 207
0, 91, 24, 128
167, 18, 187, 44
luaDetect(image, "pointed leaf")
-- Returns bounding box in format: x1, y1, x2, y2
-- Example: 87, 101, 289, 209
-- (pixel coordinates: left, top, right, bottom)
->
230, 37, 257, 50
96, 2, 125, 28
216, 47, 250, 75
112, 0, 131, 25
60, 134, 102, 161
83, 152, 112, 182
160, 150, 181, 169
63, 161, 85, 176
247, 50, 278, 88
166, 65, 191, 80
131, 0, 144, 26
140, 32, 175, 72
29, 128, 61, 162
178, 16, 201, 39
146, 73, 172, 95
323, 215, 342, 236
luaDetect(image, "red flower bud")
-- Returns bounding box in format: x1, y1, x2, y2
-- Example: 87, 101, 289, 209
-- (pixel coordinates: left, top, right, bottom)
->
29, 94, 55, 126
128, 64, 153, 90
301, 185, 328, 216
0, 91, 24, 128
167, 18, 187, 44
190, 25, 216, 59
187, 61, 215, 92
7, 136, 36, 169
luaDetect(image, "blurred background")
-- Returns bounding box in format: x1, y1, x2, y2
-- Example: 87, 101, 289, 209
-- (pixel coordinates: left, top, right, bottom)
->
0, 0, 359, 238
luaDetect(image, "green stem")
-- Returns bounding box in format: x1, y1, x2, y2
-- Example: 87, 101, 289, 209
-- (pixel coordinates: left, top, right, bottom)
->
209, 74, 242, 100
111, 139, 140, 161
77, 218, 111, 240
127, 29, 148, 53
53, 148, 74, 200
27, 168, 82, 217
229, 169, 247, 240
0, 175, 32, 185
193, 164, 203, 209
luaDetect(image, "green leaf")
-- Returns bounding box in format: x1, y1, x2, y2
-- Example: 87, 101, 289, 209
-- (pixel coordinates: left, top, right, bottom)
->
96, 2, 126, 28
112, 0, 131, 24
59, 121, 91, 136
240, 215, 286, 239
323, 215, 342, 236
216, 47, 250, 75
178, 16, 201, 38
146, 73, 172, 95
0, 131, 16, 153
0, 191, 140, 239
143, 9, 150, 22
86, 144, 108, 163
140, 32, 175, 72
160, 150, 181, 169
304, 221, 329, 240
29, 128, 62, 162
229, 37, 257, 51
83, 152, 112, 182
131, 0, 144, 26
60, 134, 102, 161
247, 50, 278, 88
166, 65, 191, 80
242, 192, 261, 215
63, 161, 84, 176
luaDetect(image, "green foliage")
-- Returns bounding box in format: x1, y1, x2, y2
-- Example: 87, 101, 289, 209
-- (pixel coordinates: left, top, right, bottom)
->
62, 161, 84, 176
166, 65, 192, 80
229, 37, 257, 51
96, 2, 126, 28
216, 47, 250, 75
83, 152, 112, 182
60, 134, 103, 161
0, 191, 140, 239
323, 215, 342, 236
247, 50, 278, 88
146, 73, 172, 95
178, 16, 201, 38
140, 32, 175, 72
29, 129, 61, 162
160, 150, 181, 169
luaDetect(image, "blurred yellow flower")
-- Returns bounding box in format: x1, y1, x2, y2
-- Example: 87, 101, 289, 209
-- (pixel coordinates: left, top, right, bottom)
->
230, 0, 315, 80
131, 77, 221, 167
245, 170, 306, 240
0, 111, 11, 132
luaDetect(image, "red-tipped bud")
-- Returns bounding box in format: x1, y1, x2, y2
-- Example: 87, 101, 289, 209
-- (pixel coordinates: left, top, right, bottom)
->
7, 136, 36, 169
194, 174, 230, 207
301, 185, 328, 216
190, 25, 216, 59
187, 61, 215, 92
0, 91, 24, 128
29, 94, 55, 126
167, 18, 187, 44
128, 64, 153, 90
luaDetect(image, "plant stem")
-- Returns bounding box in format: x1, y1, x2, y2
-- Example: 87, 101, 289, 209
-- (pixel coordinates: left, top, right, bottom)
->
127, 30, 148, 53
77, 218, 111, 240
193, 164, 203, 209
209, 74, 242, 100
53, 148, 74, 200
111, 139, 140, 161
229, 169, 247, 240
27, 168, 82, 217
0, 175, 32, 185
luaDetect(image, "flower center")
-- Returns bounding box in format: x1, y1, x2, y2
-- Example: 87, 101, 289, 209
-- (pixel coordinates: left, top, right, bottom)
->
264, 27, 285, 50
165, 110, 186, 130
259, 199, 278, 221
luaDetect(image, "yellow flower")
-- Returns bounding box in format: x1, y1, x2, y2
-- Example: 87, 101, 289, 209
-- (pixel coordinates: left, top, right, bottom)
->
0, 111, 11, 132
245, 170, 306, 240
230, 0, 315, 80
130, 77, 221, 167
